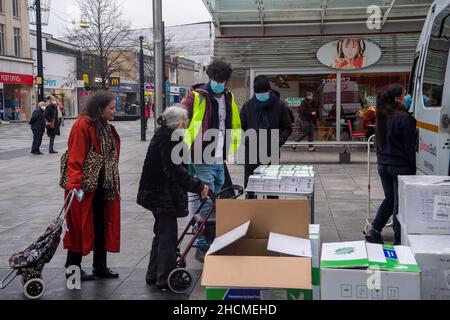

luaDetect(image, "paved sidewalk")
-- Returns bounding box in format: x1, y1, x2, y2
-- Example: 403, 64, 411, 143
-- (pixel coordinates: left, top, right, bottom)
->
0, 120, 389, 300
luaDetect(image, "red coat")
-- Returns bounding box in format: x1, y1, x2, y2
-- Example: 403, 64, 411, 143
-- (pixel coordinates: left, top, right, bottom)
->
63, 116, 121, 256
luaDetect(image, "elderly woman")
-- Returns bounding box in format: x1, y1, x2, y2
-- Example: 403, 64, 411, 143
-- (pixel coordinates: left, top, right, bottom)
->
137, 106, 208, 291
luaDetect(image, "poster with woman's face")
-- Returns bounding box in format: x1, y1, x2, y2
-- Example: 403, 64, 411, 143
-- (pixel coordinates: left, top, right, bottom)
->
317, 38, 382, 70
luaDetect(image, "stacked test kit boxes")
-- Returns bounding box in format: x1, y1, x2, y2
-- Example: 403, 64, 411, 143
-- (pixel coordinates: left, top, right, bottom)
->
247, 165, 315, 193
398, 176, 450, 300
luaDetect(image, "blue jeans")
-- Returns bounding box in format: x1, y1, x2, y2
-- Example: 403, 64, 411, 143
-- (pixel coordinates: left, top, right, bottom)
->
372, 164, 415, 243
192, 163, 225, 248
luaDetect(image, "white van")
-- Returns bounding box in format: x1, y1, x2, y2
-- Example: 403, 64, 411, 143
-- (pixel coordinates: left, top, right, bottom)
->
411, 0, 450, 175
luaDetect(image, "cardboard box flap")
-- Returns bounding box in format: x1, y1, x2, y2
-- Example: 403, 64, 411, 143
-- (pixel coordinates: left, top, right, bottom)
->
267, 232, 312, 257
207, 221, 250, 256
216, 199, 309, 239
366, 243, 421, 273
201, 255, 312, 290
321, 241, 369, 269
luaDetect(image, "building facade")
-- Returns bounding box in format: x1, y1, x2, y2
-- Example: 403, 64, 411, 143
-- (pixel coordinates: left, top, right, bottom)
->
30, 30, 79, 118
0, 0, 33, 122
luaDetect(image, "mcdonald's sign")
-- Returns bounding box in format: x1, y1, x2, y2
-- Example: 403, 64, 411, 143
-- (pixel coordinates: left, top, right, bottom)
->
109, 77, 121, 87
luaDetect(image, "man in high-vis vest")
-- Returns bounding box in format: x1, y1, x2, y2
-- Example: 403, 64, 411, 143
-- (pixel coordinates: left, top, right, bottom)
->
182, 59, 242, 263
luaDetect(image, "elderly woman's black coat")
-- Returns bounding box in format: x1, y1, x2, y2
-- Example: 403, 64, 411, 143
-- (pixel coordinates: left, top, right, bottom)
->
137, 125, 204, 217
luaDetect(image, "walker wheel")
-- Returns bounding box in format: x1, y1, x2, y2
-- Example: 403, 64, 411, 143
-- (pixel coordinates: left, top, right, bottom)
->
167, 268, 192, 294
23, 278, 45, 300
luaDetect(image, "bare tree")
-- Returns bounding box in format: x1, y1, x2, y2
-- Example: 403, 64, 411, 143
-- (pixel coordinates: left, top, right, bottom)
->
65, 0, 135, 89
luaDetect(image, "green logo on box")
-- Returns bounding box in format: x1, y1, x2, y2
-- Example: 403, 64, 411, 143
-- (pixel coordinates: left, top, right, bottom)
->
335, 247, 355, 255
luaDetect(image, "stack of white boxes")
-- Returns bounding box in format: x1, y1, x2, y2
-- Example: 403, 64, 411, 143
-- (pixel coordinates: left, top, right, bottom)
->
247, 165, 315, 193
398, 176, 450, 300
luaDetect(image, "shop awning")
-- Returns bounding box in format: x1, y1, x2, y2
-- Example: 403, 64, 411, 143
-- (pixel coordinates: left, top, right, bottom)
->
203, 0, 433, 35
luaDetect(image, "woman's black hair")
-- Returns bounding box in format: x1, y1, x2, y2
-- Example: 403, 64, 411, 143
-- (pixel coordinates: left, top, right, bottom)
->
337, 39, 366, 59
375, 84, 407, 149
206, 59, 233, 82
81, 90, 115, 135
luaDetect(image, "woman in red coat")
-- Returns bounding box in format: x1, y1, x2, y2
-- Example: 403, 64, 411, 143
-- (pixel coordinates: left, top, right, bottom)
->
63, 91, 121, 281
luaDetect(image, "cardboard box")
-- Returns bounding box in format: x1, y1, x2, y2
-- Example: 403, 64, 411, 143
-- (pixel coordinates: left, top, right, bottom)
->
398, 176, 450, 235
320, 241, 421, 300
263, 176, 281, 192
246, 175, 265, 192
202, 199, 312, 300
407, 234, 450, 300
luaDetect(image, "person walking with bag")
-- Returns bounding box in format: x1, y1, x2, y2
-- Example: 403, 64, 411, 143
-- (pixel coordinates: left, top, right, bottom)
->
29, 102, 46, 155
137, 106, 209, 291
45, 96, 60, 154
365, 84, 417, 245
62, 91, 121, 280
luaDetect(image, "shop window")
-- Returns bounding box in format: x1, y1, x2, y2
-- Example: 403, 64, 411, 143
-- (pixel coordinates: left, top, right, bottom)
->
422, 5, 450, 108
0, 24, 5, 56
13, 27, 21, 57
12, 0, 19, 18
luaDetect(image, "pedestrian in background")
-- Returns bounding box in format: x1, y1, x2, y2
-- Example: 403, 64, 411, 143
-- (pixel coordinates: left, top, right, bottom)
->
365, 84, 417, 245
63, 91, 121, 281
240, 75, 292, 191
57, 97, 65, 127
137, 106, 208, 291
45, 96, 60, 154
29, 102, 46, 156
296, 92, 317, 152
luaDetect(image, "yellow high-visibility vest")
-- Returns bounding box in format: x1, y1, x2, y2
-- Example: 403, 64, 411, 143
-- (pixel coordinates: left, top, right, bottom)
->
184, 91, 242, 156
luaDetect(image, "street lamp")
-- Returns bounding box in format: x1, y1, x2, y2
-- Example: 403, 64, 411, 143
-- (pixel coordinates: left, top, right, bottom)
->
139, 36, 146, 142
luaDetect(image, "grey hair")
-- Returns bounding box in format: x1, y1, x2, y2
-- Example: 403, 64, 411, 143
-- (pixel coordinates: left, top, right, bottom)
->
157, 106, 188, 129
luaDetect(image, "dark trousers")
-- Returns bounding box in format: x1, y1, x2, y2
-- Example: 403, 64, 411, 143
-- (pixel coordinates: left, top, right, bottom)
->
31, 129, 44, 153
49, 135, 56, 152
147, 211, 178, 286
296, 120, 314, 148
372, 164, 415, 244
65, 189, 107, 269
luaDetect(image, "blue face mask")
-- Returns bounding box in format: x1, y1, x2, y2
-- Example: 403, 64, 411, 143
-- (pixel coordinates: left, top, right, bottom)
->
255, 92, 271, 102
404, 94, 412, 111
210, 80, 226, 94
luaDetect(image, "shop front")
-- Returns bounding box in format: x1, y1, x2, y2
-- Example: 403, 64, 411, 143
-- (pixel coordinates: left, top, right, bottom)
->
206, 0, 431, 143
0, 72, 33, 122
111, 82, 139, 116
42, 76, 78, 118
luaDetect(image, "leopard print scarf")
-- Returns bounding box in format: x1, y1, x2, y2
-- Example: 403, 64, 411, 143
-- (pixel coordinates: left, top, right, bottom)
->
99, 122, 120, 200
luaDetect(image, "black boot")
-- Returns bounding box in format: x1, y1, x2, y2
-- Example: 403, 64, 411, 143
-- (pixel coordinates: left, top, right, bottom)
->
365, 227, 384, 244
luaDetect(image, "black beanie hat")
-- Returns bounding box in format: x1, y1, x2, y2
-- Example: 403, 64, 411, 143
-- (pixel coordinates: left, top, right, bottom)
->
254, 75, 271, 93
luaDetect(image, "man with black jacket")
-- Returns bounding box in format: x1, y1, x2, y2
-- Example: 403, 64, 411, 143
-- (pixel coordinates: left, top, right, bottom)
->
240, 76, 293, 189
296, 92, 317, 152
29, 102, 46, 155
44, 96, 60, 154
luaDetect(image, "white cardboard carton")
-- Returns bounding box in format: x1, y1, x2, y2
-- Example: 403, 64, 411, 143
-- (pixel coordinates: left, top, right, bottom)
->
320, 242, 421, 300
398, 176, 450, 235
407, 234, 450, 300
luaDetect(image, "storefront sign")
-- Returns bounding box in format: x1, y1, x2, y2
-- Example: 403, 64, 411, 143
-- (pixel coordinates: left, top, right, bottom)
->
0, 72, 34, 85
317, 38, 382, 70
109, 77, 121, 87
285, 97, 303, 107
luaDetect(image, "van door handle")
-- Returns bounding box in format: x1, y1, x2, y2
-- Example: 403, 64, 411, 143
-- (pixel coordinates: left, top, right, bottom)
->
442, 114, 450, 129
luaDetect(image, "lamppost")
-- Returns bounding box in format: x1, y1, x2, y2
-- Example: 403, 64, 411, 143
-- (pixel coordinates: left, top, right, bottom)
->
139, 36, 146, 141
35, 0, 44, 103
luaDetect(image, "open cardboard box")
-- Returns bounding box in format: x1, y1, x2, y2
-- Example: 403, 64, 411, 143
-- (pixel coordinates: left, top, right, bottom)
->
201, 199, 312, 299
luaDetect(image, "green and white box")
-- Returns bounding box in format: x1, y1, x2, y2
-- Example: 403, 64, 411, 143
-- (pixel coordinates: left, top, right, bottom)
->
320, 242, 421, 300
310, 224, 321, 300
407, 234, 450, 300
398, 176, 450, 235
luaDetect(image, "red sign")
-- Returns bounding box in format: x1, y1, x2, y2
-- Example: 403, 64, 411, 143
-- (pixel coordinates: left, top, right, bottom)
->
0, 72, 34, 85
